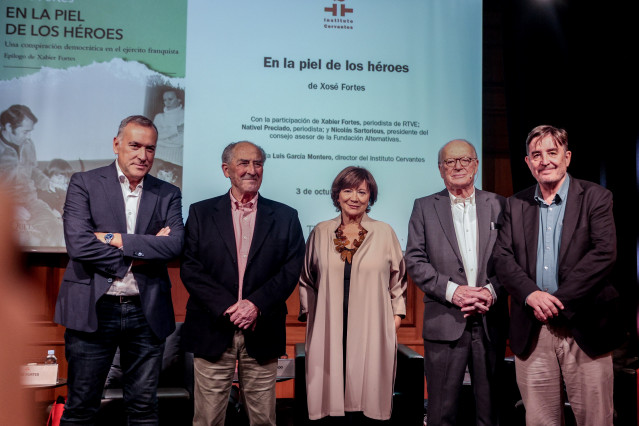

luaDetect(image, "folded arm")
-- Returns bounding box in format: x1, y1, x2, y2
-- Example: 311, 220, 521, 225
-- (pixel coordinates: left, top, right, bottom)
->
63, 173, 129, 278
119, 189, 184, 261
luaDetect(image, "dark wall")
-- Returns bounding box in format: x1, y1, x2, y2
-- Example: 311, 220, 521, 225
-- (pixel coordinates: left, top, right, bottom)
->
502, 0, 638, 187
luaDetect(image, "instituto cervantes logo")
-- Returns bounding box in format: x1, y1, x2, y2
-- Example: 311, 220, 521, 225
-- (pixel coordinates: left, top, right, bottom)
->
323, 0, 354, 30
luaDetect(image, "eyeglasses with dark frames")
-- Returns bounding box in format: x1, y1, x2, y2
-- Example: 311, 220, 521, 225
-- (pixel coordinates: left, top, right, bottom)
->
440, 157, 477, 169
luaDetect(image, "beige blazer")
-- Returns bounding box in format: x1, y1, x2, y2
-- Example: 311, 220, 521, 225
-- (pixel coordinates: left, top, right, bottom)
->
299, 214, 407, 420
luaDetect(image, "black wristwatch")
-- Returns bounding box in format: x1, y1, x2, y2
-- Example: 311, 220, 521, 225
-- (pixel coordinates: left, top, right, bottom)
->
104, 233, 114, 245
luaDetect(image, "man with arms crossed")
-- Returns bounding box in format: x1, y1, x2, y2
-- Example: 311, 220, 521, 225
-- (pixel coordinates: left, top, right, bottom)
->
406, 139, 508, 426
494, 125, 624, 425
181, 141, 305, 426
55, 115, 184, 425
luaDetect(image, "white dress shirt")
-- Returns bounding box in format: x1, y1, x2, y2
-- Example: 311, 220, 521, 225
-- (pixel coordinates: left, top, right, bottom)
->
445, 191, 496, 303
105, 162, 143, 296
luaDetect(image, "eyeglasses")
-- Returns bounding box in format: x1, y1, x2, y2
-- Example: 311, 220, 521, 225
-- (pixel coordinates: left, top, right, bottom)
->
440, 157, 477, 169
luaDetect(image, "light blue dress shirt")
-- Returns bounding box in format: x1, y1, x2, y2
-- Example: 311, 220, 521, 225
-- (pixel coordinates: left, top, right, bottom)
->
534, 175, 570, 294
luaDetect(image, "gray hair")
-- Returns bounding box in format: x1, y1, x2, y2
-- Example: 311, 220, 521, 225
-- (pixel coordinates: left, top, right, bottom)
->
116, 115, 158, 140
221, 141, 266, 164
525, 125, 568, 155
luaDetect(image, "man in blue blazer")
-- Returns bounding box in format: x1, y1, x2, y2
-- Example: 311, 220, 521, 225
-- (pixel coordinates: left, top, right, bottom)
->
406, 139, 508, 426
181, 141, 304, 426
54, 115, 184, 425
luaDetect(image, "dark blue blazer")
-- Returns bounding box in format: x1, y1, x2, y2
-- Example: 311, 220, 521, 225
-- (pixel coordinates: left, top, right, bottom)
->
54, 162, 184, 339
180, 193, 305, 361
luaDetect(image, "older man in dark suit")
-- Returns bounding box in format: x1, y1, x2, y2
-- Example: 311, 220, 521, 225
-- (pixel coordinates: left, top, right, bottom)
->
494, 125, 624, 426
54, 115, 184, 425
180, 141, 305, 426
406, 139, 508, 426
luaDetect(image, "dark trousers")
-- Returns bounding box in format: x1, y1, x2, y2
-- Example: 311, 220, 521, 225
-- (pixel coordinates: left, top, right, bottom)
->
60, 297, 165, 426
424, 319, 499, 426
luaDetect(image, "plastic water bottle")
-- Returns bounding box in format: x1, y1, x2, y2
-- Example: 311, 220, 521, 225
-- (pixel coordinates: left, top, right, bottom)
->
45, 349, 57, 364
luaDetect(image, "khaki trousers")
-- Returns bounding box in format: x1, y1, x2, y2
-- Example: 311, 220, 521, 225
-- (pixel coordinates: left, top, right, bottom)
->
515, 324, 613, 426
193, 331, 277, 426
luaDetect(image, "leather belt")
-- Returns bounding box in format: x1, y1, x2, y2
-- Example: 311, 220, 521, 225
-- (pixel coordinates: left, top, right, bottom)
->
102, 295, 140, 304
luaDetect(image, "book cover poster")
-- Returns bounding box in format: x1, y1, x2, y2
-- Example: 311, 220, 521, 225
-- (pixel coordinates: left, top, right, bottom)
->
1, 0, 187, 251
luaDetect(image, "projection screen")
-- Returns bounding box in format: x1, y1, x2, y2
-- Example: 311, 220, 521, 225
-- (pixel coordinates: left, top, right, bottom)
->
0, 0, 482, 251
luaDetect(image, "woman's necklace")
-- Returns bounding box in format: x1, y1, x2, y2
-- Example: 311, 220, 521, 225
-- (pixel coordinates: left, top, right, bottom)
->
333, 223, 368, 263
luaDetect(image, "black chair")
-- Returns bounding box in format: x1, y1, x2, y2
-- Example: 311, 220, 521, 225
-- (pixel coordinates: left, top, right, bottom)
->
294, 342, 424, 425
391, 344, 426, 425
97, 322, 194, 426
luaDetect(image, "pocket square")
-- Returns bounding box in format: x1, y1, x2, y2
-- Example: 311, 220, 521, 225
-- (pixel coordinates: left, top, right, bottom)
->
490, 222, 501, 230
